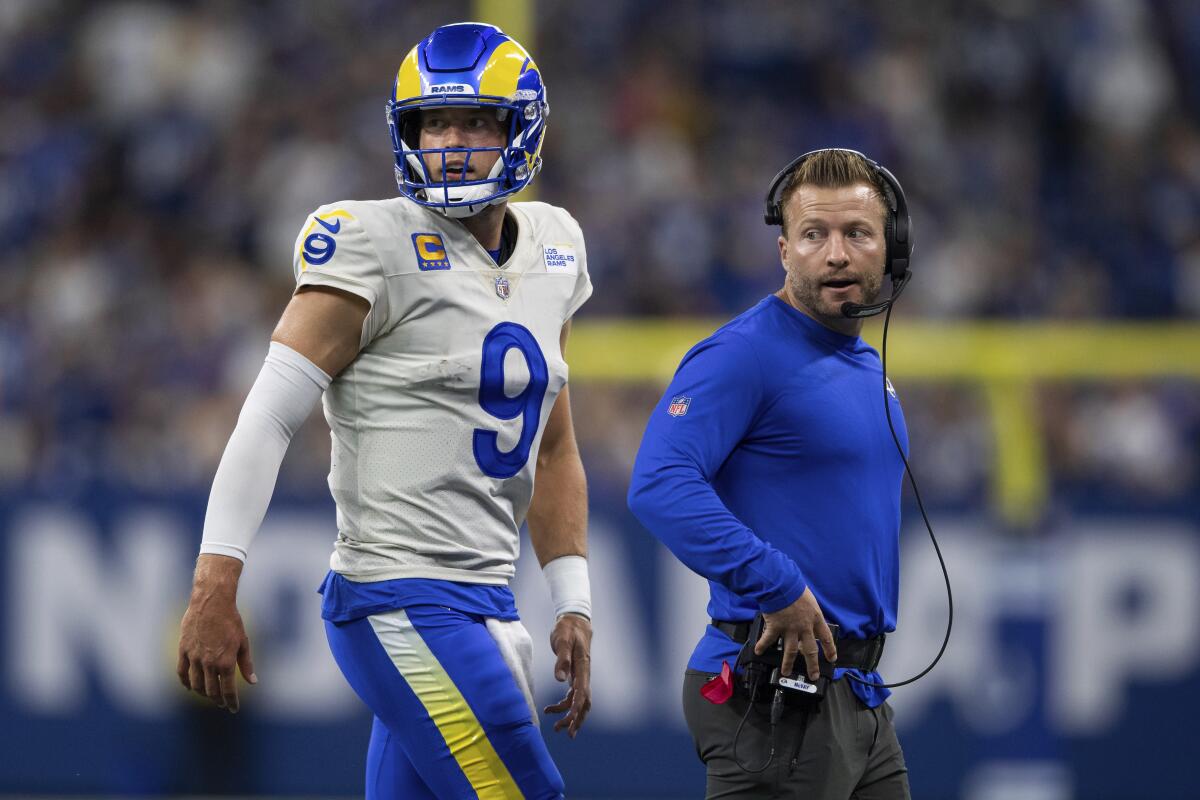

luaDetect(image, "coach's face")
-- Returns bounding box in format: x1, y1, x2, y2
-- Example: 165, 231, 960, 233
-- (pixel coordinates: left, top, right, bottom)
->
777, 182, 887, 335
418, 106, 506, 182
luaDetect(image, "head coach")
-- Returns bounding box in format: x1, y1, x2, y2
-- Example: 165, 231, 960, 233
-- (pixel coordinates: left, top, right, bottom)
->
628, 148, 916, 799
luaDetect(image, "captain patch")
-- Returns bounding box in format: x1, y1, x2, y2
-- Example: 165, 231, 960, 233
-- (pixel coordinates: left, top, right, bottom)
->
412, 233, 451, 271
543, 244, 578, 274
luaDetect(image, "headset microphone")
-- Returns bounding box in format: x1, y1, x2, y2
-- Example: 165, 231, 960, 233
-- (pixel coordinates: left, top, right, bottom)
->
841, 271, 912, 319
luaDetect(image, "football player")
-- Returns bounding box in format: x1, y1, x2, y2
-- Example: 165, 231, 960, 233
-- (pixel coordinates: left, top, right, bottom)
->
177, 23, 592, 799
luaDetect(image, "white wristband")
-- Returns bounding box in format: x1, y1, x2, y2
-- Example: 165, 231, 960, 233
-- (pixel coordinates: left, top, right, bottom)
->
543, 555, 591, 620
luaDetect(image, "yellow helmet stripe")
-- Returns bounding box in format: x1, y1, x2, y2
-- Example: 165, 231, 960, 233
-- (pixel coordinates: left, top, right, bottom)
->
394, 45, 422, 102
478, 39, 534, 98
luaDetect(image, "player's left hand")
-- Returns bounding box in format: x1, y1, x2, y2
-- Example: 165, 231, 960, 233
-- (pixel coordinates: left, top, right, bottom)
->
543, 612, 592, 738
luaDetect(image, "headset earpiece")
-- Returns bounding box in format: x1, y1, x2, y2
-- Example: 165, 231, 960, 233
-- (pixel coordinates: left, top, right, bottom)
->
884, 213, 896, 271
763, 153, 810, 227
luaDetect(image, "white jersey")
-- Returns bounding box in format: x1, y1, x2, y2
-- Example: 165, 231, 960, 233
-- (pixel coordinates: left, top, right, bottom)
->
291, 198, 592, 585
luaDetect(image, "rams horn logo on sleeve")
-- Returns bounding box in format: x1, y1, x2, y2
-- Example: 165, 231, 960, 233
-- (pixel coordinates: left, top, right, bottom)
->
300, 210, 354, 270
412, 233, 451, 271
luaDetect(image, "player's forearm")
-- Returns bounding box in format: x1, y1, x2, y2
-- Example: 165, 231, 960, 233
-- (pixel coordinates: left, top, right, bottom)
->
199, 342, 330, 562
529, 446, 591, 620
527, 447, 588, 566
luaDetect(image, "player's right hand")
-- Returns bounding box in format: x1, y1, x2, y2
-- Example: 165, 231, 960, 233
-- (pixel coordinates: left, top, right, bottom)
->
754, 587, 837, 682
177, 555, 256, 713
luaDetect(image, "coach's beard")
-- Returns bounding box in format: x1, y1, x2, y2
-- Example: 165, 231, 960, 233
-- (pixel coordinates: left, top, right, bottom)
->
790, 271, 883, 324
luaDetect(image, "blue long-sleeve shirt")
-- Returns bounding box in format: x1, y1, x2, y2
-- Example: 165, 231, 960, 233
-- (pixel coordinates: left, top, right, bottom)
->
627, 295, 908, 707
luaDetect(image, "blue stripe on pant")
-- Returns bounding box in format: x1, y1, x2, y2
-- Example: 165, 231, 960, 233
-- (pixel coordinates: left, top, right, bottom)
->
325, 604, 565, 799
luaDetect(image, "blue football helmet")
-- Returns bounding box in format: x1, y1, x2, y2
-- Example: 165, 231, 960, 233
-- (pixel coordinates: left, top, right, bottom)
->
387, 23, 549, 218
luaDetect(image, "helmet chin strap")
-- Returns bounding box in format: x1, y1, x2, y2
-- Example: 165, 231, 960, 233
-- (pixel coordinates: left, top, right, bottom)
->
406, 150, 508, 218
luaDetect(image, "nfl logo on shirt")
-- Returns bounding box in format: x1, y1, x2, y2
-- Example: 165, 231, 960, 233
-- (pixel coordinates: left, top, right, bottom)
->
495, 275, 511, 300
668, 395, 691, 417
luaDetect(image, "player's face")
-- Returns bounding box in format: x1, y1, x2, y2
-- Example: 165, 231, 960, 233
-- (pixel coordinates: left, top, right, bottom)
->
418, 107, 506, 182
778, 183, 887, 330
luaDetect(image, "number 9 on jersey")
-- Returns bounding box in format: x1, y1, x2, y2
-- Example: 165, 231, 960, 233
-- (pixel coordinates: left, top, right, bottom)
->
473, 323, 549, 479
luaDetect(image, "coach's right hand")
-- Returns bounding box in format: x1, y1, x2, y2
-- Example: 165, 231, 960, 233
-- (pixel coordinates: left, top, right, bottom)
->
754, 587, 837, 682
177, 554, 257, 713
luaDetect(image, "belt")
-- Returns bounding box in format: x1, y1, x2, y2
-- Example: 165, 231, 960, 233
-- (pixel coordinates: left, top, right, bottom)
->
712, 618, 886, 673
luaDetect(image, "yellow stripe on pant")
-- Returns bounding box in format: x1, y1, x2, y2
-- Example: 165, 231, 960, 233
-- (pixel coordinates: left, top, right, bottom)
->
368, 609, 524, 799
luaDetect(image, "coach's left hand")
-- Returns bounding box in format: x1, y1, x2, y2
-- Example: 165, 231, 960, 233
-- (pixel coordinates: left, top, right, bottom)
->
544, 613, 592, 738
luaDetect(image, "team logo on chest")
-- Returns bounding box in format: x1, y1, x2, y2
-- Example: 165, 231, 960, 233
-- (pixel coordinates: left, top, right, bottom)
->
886, 378, 898, 399
494, 275, 511, 300
543, 244, 578, 274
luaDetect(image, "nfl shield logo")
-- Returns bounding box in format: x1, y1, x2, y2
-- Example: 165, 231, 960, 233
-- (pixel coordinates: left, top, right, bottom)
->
494, 275, 511, 300
667, 395, 691, 417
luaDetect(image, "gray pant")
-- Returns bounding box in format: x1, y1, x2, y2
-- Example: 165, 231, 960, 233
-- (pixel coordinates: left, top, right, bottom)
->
682, 670, 910, 800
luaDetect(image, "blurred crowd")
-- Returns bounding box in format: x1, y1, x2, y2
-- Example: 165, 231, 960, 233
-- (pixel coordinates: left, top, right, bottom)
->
1, 0, 1197, 509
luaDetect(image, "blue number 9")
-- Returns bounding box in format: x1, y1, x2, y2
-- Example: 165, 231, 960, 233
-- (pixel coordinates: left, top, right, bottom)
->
473, 322, 549, 479
304, 233, 336, 265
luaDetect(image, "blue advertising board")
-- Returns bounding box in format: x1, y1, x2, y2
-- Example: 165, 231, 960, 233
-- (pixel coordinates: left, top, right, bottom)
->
1, 488, 1197, 798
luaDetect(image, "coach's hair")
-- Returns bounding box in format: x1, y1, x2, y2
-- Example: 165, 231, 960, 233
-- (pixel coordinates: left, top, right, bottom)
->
778, 150, 890, 235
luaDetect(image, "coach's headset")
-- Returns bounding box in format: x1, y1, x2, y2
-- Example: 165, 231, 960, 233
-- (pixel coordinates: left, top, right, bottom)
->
765, 147, 911, 319
760, 148, 952, 690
